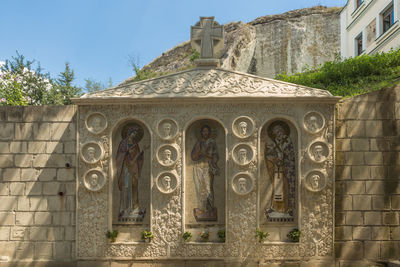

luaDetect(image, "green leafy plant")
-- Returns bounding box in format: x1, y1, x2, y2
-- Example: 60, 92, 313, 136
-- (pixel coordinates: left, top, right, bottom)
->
199, 231, 210, 242
217, 229, 226, 242
189, 50, 200, 62
182, 231, 192, 242
141, 229, 153, 242
255, 228, 269, 243
287, 228, 301, 242
106, 229, 118, 243
275, 48, 400, 97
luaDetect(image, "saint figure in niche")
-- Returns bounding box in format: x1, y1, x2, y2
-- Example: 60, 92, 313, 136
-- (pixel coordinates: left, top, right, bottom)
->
264, 121, 295, 222
191, 125, 219, 221
115, 125, 146, 222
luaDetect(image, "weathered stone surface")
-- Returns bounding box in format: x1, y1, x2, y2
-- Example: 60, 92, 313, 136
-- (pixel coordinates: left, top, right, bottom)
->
133, 6, 340, 80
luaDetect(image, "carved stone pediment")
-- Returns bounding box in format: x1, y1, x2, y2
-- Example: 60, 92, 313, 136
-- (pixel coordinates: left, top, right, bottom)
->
78, 68, 335, 101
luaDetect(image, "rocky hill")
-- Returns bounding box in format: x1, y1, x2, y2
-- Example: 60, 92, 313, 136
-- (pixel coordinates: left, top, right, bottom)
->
123, 6, 341, 84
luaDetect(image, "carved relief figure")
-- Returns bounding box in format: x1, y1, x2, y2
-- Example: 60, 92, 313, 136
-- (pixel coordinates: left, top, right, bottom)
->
162, 175, 171, 191
308, 116, 319, 132
162, 149, 173, 165
313, 145, 326, 162
311, 174, 320, 190
238, 121, 247, 136
191, 125, 219, 221
87, 147, 97, 163
89, 173, 99, 188
116, 125, 146, 222
163, 122, 172, 138
238, 148, 248, 164
264, 121, 295, 221
238, 177, 247, 193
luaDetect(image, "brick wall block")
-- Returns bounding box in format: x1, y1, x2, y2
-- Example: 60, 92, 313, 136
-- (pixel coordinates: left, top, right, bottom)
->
34, 242, 53, 259
352, 226, 371, 240
0, 123, 14, 141
352, 195, 371, 210
2, 168, 20, 182
33, 123, 51, 140
9, 142, 27, 153
0, 155, 14, 168
371, 227, 390, 240
25, 181, 43, 195
0, 142, 10, 153
28, 141, 47, 154
351, 166, 370, 180
351, 139, 369, 151
14, 154, 33, 167
364, 212, 382, 225
335, 241, 363, 260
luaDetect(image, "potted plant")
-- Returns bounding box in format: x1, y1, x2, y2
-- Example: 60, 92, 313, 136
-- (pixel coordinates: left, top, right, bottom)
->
217, 229, 225, 242
199, 231, 210, 242
141, 229, 153, 243
255, 228, 269, 243
287, 228, 301, 242
182, 231, 192, 242
106, 229, 118, 243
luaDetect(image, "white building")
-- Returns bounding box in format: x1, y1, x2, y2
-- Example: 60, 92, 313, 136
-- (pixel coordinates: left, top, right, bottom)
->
341, 0, 400, 57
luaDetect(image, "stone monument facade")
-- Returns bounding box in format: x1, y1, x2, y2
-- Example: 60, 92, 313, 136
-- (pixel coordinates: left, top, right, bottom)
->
74, 17, 339, 265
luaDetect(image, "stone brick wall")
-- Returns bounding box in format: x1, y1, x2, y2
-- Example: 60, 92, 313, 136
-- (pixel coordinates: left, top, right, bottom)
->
335, 85, 400, 266
0, 106, 76, 263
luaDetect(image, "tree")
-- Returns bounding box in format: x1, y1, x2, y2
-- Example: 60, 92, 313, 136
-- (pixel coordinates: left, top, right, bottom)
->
55, 62, 82, 104
0, 52, 83, 106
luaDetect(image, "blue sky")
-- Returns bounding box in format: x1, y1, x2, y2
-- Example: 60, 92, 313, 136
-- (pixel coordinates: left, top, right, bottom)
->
1, 0, 346, 89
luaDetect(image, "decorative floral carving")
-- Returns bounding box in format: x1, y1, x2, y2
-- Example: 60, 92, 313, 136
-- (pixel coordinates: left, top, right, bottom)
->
81, 69, 333, 99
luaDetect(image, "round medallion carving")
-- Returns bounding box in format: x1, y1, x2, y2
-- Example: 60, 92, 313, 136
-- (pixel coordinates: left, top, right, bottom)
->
85, 112, 107, 134
157, 119, 178, 140
80, 142, 104, 164
303, 111, 325, 134
156, 172, 178, 194
232, 116, 255, 139
83, 169, 106, 192
304, 170, 326, 192
232, 172, 254, 195
232, 143, 254, 166
156, 144, 179, 167
308, 140, 330, 163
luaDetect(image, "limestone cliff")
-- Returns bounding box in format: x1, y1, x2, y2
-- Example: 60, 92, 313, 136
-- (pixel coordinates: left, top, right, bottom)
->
138, 6, 341, 80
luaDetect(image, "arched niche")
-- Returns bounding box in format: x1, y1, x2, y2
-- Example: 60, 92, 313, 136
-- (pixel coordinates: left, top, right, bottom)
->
111, 119, 151, 226
259, 118, 299, 230
184, 119, 226, 240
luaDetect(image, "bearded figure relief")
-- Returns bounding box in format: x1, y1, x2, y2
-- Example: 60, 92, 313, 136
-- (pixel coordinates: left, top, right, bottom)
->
264, 121, 296, 222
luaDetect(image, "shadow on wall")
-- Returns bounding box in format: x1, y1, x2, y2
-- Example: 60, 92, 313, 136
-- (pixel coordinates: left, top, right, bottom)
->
335, 83, 400, 261
0, 105, 76, 262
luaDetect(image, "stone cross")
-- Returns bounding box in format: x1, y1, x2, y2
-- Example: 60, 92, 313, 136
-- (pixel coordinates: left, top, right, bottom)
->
191, 17, 224, 59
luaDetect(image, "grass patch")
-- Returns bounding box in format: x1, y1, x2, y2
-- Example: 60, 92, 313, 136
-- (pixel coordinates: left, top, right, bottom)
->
275, 49, 400, 97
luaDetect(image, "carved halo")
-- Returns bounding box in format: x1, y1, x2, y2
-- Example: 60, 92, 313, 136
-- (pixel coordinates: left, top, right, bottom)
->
304, 170, 327, 192
232, 143, 255, 167
85, 112, 107, 134
156, 144, 180, 167
303, 111, 325, 134
83, 168, 107, 192
232, 116, 255, 139
80, 142, 104, 164
157, 118, 179, 141
232, 172, 254, 196
308, 140, 330, 163
156, 172, 179, 194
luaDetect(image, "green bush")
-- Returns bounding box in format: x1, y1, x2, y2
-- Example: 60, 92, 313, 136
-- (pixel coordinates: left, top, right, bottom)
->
275, 49, 400, 97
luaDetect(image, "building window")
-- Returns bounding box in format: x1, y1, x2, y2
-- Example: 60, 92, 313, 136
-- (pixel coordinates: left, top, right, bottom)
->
356, 0, 363, 9
355, 34, 363, 56
382, 4, 394, 33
